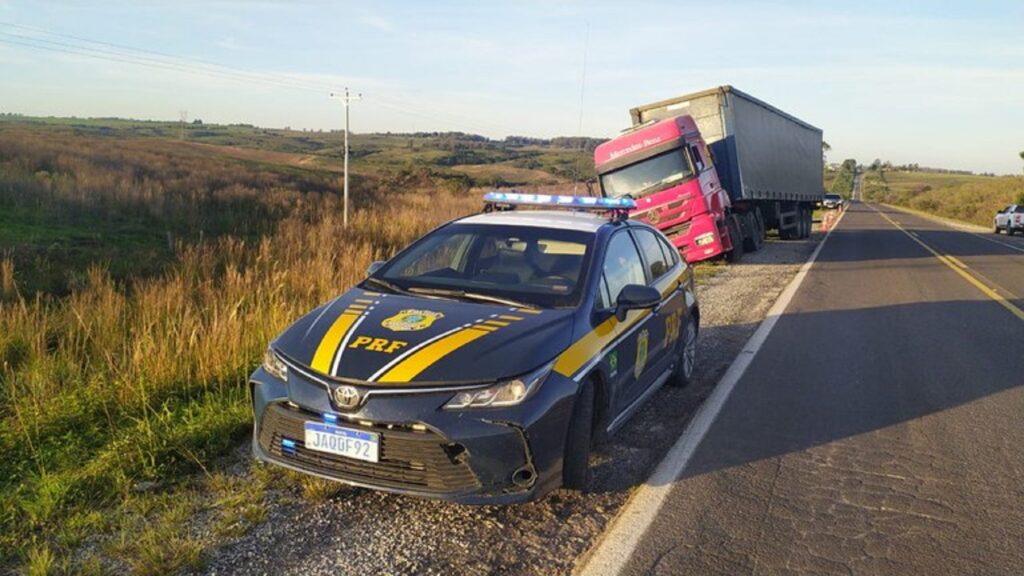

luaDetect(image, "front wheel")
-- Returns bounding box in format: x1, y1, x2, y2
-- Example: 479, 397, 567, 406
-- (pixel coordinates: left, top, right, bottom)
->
668, 318, 698, 387
994, 225, 1001, 234
562, 378, 595, 491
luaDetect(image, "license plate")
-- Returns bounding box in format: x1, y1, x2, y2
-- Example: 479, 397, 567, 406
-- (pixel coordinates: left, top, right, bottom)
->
303, 422, 379, 463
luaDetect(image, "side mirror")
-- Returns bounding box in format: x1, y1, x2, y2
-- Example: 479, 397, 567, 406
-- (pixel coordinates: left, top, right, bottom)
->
366, 261, 385, 276
615, 284, 661, 321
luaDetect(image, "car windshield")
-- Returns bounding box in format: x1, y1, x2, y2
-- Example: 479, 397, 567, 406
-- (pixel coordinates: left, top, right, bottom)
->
825, 194, 841, 200
600, 148, 693, 199
369, 223, 594, 308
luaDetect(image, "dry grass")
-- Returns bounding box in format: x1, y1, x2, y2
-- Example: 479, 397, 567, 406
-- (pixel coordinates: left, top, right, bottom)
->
0, 125, 481, 572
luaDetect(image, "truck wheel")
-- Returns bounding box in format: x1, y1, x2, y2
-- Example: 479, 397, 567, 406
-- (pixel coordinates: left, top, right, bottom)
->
743, 211, 764, 252
994, 224, 1001, 234
804, 207, 813, 238
562, 378, 595, 491
668, 318, 698, 387
725, 215, 744, 262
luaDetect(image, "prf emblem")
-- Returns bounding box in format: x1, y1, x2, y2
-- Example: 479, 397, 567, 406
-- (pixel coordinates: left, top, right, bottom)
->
382, 309, 444, 332
634, 329, 649, 379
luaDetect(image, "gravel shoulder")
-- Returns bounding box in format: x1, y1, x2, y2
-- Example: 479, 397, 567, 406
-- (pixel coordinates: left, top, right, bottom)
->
193, 228, 825, 576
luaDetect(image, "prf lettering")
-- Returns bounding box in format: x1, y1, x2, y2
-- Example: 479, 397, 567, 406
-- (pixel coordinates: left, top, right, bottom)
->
348, 336, 408, 354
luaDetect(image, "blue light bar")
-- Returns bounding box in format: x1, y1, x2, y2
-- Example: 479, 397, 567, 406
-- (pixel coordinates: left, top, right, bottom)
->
483, 191, 636, 211
323, 413, 338, 424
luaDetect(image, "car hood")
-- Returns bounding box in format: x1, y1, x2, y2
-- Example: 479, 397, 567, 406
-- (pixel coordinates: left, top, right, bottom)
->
272, 287, 575, 385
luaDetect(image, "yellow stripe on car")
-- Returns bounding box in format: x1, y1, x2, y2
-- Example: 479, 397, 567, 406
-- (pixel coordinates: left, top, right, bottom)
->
554, 309, 652, 378
376, 327, 492, 383
310, 310, 361, 374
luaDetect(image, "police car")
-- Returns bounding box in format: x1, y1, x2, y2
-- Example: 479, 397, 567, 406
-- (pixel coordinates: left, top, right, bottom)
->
251, 192, 700, 504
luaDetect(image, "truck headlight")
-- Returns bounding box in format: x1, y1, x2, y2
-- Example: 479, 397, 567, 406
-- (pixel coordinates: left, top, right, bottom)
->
444, 362, 553, 410
694, 232, 716, 246
263, 347, 288, 382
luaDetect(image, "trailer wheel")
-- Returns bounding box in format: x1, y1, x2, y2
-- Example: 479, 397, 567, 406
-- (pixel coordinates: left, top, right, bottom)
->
743, 210, 765, 252
725, 215, 744, 262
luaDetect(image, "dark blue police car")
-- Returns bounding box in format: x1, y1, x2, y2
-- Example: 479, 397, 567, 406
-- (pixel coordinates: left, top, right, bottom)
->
251, 193, 700, 503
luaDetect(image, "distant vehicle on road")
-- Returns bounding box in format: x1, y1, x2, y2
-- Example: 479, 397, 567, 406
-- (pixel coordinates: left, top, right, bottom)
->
994, 204, 1024, 235
593, 85, 824, 264
251, 193, 700, 504
822, 193, 844, 209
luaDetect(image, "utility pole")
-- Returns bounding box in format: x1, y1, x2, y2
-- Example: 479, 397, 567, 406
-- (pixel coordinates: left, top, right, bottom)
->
330, 89, 362, 227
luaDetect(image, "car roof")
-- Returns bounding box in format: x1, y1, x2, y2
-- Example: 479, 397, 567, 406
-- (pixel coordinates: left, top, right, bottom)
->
457, 209, 612, 233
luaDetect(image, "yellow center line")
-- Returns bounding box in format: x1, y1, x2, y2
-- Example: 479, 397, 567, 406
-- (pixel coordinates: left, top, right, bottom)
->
873, 205, 1024, 322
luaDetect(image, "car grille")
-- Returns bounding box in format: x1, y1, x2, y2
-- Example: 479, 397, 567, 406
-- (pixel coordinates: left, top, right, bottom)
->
257, 402, 480, 493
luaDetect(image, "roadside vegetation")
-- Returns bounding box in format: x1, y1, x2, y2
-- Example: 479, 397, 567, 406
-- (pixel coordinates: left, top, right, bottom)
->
0, 119, 550, 573
861, 168, 1024, 227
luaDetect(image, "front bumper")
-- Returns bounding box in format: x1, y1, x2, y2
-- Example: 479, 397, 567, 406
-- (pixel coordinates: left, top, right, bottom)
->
250, 365, 578, 505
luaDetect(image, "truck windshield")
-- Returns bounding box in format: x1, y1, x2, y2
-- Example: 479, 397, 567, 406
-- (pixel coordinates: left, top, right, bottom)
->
600, 148, 693, 199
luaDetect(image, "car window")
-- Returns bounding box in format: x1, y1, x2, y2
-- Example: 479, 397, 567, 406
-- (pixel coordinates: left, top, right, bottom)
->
657, 234, 680, 267
596, 274, 612, 309
601, 232, 646, 306
633, 229, 670, 281
1014, 206, 1024, 214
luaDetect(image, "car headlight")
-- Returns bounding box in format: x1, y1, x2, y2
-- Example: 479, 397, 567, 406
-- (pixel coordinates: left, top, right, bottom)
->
694, 232, 716, 246
444, 362, 553, 410
263, 347, 288, 382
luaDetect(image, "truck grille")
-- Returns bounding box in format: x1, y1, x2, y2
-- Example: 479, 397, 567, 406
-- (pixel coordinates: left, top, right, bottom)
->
258, 402, 480, 493
662, 220, 692, 240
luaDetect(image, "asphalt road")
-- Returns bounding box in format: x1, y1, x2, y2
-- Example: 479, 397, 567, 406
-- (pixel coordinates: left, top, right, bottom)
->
616, 202, 1024, 575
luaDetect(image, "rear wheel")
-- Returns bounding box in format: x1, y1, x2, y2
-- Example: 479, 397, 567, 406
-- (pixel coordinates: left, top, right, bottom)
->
562, 378, 595, 491
668, 318, 698, 387
743, 210, 765, 252
994, 224, 1001, 234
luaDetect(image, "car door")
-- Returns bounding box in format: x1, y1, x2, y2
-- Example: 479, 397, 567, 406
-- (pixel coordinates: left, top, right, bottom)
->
596, 230, 653, 416
630, 228, 685, 389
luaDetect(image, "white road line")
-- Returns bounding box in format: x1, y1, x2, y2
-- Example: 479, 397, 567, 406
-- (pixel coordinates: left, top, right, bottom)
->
575, 207, 848, 576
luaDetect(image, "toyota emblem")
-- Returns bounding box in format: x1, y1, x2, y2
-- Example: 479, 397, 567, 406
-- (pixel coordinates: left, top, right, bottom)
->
333, 385, 362, 410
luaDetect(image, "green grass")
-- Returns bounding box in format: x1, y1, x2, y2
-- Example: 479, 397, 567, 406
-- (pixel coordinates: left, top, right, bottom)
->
862, 170, 1024, 226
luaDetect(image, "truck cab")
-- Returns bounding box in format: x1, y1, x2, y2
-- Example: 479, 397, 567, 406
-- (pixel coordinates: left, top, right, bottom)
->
593, 116, 736, 263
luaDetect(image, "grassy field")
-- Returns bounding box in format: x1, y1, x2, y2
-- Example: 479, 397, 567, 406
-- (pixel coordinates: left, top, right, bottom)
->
2, 118, 559, 574
862, 169, 1024, 226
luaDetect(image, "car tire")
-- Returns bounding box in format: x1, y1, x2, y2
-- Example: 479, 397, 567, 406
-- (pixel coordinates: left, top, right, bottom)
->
562, 378, 595, 492
668, 317, 698, 387
994, 225, 1001, 234
1009, 227, 1016, 237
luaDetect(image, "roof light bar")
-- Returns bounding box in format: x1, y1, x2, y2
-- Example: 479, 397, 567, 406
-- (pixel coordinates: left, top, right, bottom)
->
483, 191, 636, 211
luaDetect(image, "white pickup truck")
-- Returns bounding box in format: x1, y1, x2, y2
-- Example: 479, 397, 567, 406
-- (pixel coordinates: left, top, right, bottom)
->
994, 204, 1024, 236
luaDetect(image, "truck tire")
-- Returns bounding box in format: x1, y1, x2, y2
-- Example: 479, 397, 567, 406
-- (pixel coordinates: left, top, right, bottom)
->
562, 378, 595, 491
725, 215, 744, 262
994, 224, 1001, 234
803, 207, 813, 238
779, 208, 798, 240
668, 318, 698, 387
743, 211, 764, 252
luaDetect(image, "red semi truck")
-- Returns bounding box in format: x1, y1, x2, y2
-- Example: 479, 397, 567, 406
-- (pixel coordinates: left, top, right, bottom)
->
594, 86, 823, 263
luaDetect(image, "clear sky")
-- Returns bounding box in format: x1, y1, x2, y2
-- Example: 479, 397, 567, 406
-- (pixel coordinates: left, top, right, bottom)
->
1, 0, 1022, 174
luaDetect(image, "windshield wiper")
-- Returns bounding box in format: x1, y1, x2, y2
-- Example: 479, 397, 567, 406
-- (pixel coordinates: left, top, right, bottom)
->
407, 287, 537, 309
364, 276, 408, 295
